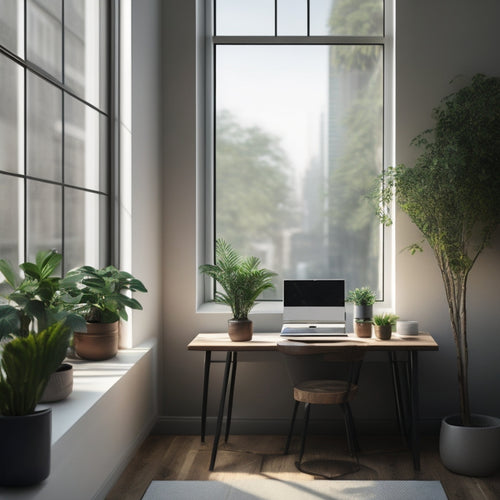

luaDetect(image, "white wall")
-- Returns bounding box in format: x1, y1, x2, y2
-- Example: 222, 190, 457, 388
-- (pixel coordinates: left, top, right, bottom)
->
160, 0, 500, 434
395, 0, 500, 420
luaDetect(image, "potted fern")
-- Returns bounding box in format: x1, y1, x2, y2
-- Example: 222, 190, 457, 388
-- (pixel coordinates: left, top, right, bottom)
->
372, 313, 398, 340
0, 321, 71, 486
374, 74, 500, 475
60, 265, 147, 360
199, 239, 276, 341
346, 287, 377, 329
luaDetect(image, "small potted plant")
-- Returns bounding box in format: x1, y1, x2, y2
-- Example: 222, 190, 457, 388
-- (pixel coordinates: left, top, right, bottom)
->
0, 250, 84, 338
354, 319, 373, 339
0, 321, 71, 486
0, 250, 85, 402
199, 239, 276, 341
372, 313, 398, 340
60, 265, 147, 360
346, 286, 377, 321
354, 318, 373, 338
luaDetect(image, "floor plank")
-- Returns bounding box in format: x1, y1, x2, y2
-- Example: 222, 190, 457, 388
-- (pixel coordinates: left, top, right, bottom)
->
105, 434, 500, 500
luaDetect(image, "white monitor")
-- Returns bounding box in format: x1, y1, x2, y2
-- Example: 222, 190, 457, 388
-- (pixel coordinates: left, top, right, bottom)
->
282, 279, 345, 323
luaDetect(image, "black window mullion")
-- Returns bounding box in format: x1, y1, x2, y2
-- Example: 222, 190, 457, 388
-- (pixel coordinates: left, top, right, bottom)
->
23, 65, 27, 263
307, 0, 310, 36
274, 0, 277, 36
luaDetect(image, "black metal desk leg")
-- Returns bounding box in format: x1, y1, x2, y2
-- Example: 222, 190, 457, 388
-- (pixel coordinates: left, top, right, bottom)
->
225, 351, 238, 442
201, 351, 211, 443
389, 352, 407, 442
209, 352, 232, 471
409, 351, 420, 471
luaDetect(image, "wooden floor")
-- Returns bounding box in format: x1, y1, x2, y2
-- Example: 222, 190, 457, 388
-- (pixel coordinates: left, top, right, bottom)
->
106, 434, 500, 500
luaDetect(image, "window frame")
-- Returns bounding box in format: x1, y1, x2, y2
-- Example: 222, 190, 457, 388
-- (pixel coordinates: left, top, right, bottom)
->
0, 0, 120, 272
198, 0, 395, 312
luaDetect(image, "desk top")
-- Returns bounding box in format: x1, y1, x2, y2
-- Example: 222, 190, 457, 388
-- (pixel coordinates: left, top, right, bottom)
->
188, 332, 439, 352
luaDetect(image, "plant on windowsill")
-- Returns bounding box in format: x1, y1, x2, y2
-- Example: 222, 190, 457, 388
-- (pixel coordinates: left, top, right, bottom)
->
346, 286, 376, 322
60, 265, 147, 360
373, 74, 500, 476
199, 239, 277, 341
0, 250, 85, 402
372, 313, 398, 340
0, 321, 72, 486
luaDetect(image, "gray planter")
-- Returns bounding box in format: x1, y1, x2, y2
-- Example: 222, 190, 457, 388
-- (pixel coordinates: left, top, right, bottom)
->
439, 414, 500, 476
353, 304, 373, 320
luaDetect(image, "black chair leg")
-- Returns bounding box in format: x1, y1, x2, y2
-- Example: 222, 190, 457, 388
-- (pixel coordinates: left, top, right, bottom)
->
285, 400, 299, 454
341, 403, 355, 458
345, 402, 361, 452
298, 403, 311, 465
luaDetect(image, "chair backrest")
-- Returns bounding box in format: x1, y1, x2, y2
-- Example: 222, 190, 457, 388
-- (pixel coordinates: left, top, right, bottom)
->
278, 342, 364, 386
277, 342, 364, 362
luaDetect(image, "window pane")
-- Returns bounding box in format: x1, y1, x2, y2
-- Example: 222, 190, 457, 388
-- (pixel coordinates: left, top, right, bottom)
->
27, 180, 62, 261
277, 0, 307, 36
0, 174, 23, 269
0, 54, 23, 174
65, 0, 108, 110
64, 187, 107, 272
310, 0, 384, 36
65, 93, 108, 192
0, 0, 24, 56
27, 0, 62, 80
27, 71, 62, 181
216, 0, 274, 36
215, 45, 383, 299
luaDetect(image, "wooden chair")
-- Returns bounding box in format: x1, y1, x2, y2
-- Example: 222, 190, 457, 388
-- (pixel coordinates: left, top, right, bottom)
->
277, 342, 365, 477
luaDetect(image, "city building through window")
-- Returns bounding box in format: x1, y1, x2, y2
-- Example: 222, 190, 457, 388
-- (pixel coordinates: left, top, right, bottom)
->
210, 0, 391, 301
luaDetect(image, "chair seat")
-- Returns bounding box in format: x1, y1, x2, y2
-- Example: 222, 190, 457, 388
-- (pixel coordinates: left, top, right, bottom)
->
294, 379, 358, 405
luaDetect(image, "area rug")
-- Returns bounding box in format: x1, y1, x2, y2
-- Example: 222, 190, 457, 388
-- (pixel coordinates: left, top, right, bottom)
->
142, 480, 447, 499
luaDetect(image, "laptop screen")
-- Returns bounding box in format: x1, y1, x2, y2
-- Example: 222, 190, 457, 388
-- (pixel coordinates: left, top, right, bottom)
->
283, 279, 345, 323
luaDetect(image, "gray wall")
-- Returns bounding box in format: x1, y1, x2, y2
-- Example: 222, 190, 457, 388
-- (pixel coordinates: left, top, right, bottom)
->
160, 0, 500, 434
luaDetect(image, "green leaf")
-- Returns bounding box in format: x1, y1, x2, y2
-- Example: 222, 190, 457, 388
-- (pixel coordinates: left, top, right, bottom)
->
0, 305, 21, 338
0, 259, 18, 289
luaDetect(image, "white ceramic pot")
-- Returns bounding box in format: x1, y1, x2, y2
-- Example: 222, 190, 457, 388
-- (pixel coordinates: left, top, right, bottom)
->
439, 414, 500, 476
40, 363, 73, 403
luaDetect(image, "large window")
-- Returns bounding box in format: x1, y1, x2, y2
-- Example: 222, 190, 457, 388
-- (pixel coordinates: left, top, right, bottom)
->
0, 0, 112, 273
210, 0, 392, 301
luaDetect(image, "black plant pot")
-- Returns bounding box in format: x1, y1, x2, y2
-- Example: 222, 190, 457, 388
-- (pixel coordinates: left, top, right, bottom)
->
0, 408, 51, 486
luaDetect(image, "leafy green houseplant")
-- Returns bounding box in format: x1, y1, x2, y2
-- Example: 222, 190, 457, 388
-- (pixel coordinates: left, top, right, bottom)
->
372, 313, 398, 340
347, 286, 376, 321
374, 74, 500, 474
60, 265, 147, 360
0, 321, 71, 486
0, 250, 84, 339
199, 239, 276, 341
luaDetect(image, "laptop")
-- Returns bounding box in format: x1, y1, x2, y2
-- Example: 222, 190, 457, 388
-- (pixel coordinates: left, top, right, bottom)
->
280, 279, 347, 337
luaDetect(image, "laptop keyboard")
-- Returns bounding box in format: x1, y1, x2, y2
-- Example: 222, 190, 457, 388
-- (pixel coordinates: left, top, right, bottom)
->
280, 326, 347, 336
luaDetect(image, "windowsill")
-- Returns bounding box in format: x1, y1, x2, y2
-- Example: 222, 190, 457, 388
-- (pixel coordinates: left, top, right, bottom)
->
37, 340, 155, 446
196, 301, 394, 317
197, 301, 284, 315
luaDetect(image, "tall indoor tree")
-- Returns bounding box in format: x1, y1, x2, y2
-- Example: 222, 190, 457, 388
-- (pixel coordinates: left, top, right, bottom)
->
374, 74, 500, 426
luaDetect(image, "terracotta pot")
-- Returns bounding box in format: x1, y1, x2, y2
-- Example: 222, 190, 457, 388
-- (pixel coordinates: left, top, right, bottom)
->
0, 408, 51, 486
440, 414, 500, 476
228, 319, 253, 341
40, 363, 73, 403
73, 321, 119, 360
354, 322, 372, 338
373, 324, 392, 340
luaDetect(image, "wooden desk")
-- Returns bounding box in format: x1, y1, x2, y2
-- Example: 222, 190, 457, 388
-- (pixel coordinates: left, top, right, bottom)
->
188, 332, 438, 471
